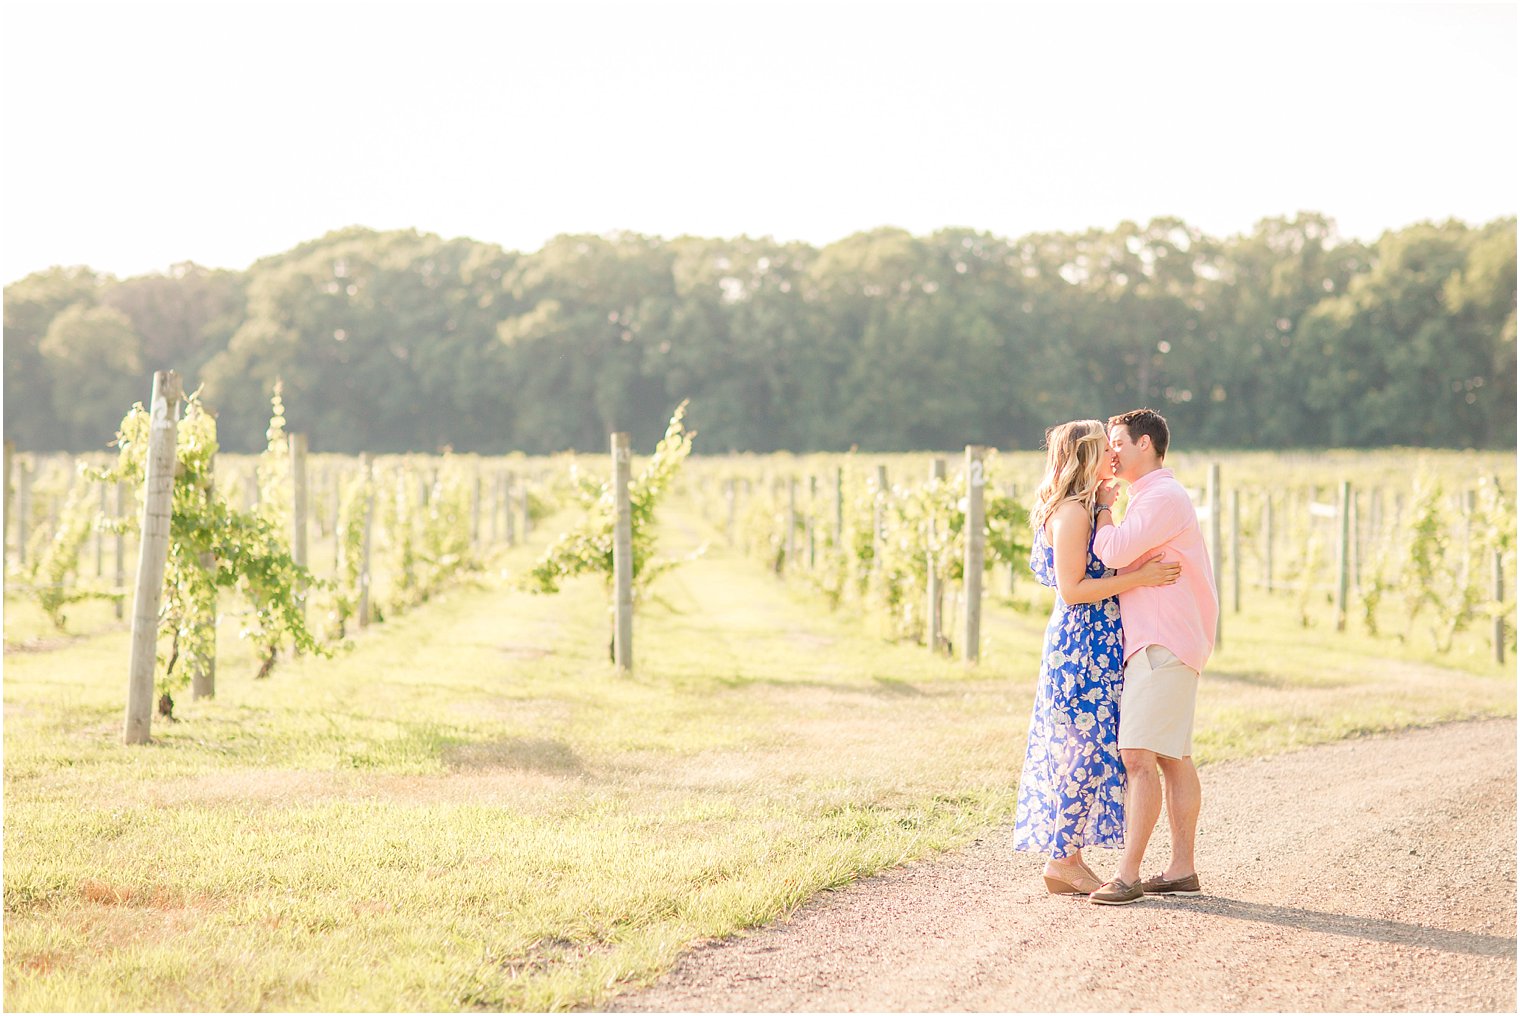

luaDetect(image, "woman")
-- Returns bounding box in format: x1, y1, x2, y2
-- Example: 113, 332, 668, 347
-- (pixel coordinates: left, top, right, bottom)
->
1013, 419, 1180, 894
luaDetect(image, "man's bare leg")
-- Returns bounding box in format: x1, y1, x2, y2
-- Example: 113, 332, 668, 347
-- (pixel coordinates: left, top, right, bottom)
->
1156, 754, 1201, 878
1116, 748, 1161, 884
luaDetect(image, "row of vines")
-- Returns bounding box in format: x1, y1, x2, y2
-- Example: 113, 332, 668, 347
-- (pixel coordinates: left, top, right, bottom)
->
5, 418, 1514, 726
4, 386, 571, 717
681, 449, 1516, 659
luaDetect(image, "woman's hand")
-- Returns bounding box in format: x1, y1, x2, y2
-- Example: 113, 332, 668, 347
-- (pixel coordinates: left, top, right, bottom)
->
1097, 480, 1120, 508
1133, 550, 1181, 587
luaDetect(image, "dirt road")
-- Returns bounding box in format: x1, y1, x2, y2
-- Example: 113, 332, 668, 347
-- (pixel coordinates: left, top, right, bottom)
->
604, 718, 1516, 1012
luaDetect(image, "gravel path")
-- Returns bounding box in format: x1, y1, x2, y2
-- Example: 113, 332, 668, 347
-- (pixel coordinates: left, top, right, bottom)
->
604, 718, 1517, 1012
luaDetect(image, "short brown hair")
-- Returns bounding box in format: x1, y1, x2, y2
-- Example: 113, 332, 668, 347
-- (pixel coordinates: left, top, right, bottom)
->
1108, 408, 1170, 460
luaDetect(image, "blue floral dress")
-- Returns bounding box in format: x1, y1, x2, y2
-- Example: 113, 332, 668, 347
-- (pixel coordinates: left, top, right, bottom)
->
1013, 509, 1127, 859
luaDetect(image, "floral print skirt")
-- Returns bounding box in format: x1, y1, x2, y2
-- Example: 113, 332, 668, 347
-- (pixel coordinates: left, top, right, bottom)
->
1012, 594, 1127, 859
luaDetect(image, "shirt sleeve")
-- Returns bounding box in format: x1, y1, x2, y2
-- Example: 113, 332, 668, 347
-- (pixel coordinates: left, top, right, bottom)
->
1093, 486, 1192, 569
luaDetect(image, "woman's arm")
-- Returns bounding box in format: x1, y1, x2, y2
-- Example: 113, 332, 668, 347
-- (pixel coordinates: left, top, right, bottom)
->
1050, 502, 1180, 605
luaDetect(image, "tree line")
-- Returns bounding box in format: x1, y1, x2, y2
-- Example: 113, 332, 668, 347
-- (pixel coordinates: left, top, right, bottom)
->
4, 213, 1514, 454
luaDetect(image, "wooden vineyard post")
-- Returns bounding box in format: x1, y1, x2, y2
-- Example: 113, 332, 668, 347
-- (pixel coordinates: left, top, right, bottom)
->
872, 465, 888, 575
725, 479, 737, 547
472, 473, 482, 547
192, 471, 217, 702
1262, 492, 1274, 593
1494, 551, 1506, 665
1336, 480, 1351, 632
1208, 463, 1222, 647
1007, 482, 1019, 596
124, 370, 182, 745
358, 455, 376, 628
96, 482, 110, 577
488, 472, 499, 545
2, 440, 11, 569
114, 482, 127, 619
505, 474, 517, 545
786, 477, 798, 570
289, 434, 309, 634
963, 446, 987, 663
289, 433, 309, 569
1349, 489, 1361, 593
520, 481, 532, 542
612, 433, 633, 673
332, 477, 343, 573
16, 456, 30, 566
834, 467, 844, 549
1230, 488, 1241, 613
927, 457, 947, 655
807, 475, 817, 570
1461, 490, 1477, 591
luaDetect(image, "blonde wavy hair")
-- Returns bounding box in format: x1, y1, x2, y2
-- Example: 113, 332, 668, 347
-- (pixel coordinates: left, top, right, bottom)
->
1031, 419, 1108, 535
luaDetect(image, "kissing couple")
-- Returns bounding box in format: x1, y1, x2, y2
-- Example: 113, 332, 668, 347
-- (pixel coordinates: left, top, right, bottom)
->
1013, 408, 1219, 905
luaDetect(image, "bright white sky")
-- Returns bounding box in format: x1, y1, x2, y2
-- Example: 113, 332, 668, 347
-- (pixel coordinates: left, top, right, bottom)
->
2, 1, 1515, 284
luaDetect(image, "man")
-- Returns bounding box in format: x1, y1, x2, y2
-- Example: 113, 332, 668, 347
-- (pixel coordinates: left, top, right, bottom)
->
1087, 408, 1218, 906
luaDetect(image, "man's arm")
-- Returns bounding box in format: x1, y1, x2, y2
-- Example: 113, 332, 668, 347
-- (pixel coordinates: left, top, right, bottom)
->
1093, 486, 1191, 569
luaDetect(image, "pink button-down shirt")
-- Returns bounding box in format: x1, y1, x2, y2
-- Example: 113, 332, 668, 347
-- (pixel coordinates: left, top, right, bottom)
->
1092, 467, 1218, 673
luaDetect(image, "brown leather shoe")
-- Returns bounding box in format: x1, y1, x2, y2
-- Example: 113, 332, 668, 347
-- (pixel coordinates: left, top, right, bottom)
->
1139, 871, 1202, 896
1088, 877, 1144, 905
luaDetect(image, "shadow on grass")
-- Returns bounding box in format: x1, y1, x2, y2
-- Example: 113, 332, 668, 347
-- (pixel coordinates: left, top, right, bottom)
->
1166, 895, 1516, 958
710, 673, 947, 698
445, 737, 584, 774
1206, 668, 1354, 690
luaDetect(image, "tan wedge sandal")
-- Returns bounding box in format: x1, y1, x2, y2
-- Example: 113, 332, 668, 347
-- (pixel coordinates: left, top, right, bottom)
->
1042, 861, 1102, 895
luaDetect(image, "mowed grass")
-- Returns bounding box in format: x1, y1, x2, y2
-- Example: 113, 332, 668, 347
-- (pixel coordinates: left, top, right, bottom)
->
4, 498, 1514, 1012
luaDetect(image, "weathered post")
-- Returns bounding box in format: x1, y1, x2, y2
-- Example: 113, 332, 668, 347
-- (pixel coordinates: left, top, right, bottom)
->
1230, 488, 1241, 613
358, 455, 375, 628
505, 474, 517, 545
872, 465, 888, 574
95, 481, 108, 578
520, 481, 532, 542
612, 433, 633, 672
124, 371, 182, 745
725, 478, 737, 546
192, 473, 217, 702
1007, 482, 1019, 596
786, 477, 798, 570
928, 457, 947, 655
16, 456, 31, 566
1208, 463, 1222, 647
289, 434, 309, 569
1494, 550, 1506, 665
807, 474, 817, 569
2, 440, 11, 569
487, 472, 499, 544
1262, 493, 1274, 594
114, 482, 127, 619
834, 466, 844, 549
1335, 480, 1351, 632
963, 446, 987, 663
471, 473, 482, 547
332, 477, 343, 573
1461, 489, 1477, 591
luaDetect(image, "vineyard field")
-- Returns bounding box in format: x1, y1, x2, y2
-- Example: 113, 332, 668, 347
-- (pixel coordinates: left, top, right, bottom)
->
2, 447, 1515, 1011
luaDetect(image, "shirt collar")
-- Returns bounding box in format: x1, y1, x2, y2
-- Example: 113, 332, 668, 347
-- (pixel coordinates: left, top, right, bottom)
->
1130, 467, 1175, 495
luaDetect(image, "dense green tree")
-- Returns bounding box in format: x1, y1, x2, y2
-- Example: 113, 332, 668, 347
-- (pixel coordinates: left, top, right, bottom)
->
4, 217, 1513, 453
38, 303, 144, 449
3, 266, 108, 448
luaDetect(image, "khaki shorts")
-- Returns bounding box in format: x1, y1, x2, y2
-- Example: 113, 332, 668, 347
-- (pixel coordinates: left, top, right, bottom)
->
1118, 644, 1199, 760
